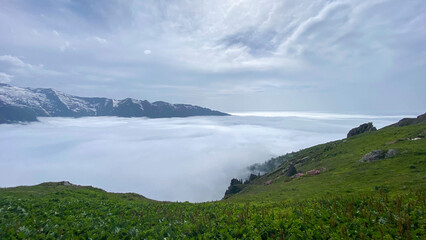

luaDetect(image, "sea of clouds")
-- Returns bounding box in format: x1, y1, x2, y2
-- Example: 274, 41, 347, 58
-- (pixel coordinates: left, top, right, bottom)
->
0, 112, 412, 202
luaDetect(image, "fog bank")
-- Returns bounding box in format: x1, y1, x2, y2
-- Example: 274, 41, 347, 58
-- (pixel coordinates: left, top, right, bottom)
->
0, 112, 409, 202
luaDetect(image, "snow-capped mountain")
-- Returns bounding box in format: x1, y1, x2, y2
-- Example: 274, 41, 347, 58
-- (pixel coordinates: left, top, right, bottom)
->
0, 84, 228, 123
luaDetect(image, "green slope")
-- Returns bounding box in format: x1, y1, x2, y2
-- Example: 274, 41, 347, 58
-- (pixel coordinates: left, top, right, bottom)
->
225, 122, 426, 202
1, 182, 424, 239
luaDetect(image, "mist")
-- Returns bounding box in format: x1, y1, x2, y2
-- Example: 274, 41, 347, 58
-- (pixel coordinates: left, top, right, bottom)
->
0, 113, 410, 202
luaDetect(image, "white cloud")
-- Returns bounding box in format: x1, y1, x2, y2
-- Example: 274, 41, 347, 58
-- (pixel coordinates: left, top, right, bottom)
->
0, 0, 424, 112
60, 41, 70, 52
0, 114, 403, 202
0, 54, 62, 77
144, 49, 152, 55
0, 55, 26, 67
278, 1, 351, 55
94, 37, 107, 44
0, 72, 13, 83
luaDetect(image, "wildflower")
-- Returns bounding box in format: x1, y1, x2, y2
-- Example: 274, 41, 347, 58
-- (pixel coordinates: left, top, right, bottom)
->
292, 173, 304, 178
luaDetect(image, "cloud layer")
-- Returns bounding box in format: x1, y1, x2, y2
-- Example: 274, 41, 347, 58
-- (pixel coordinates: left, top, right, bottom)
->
0, 113, 407, 202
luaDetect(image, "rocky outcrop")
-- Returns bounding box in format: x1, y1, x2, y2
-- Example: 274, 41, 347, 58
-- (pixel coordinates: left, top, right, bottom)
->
283, 163, 297, 177
347, 122, 377, 138
248, 174, 259, 181
60, 181, 74, 186
38, 181, 79, 187
385, 149, 397, 158
223, 178, 244, 199
359, 150, 385, 162
359, 149, 397, 162
391, 113, 426, 127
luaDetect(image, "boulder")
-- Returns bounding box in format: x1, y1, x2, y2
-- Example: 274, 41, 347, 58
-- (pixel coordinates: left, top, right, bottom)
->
359, 149, 397, 162
359, 150, 385, 162
385, 149, 397, 158
283, 163, 297, 177
347, 122, 377, 138
223, 178, 244, 199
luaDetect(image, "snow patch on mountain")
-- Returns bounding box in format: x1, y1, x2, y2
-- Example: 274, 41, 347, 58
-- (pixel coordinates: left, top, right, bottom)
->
0, 84, 228, 123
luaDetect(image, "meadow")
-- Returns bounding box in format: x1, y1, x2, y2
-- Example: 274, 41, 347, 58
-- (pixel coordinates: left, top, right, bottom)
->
1, 183, 424, 239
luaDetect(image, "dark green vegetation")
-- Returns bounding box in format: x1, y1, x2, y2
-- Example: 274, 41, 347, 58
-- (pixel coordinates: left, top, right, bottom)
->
1, 117, 425, 239
1, 183, 424, 239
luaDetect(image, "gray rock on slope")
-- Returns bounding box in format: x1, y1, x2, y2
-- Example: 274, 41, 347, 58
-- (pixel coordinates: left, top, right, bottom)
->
347, 122, 377, 138
391, 113, 426, 127
385, 149, 398, 158
359, 149, 397, 162
359, 150, 385, 162
283, 163, 297, 177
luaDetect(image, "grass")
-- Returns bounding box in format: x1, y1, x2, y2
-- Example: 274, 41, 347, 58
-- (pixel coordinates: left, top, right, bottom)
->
226, 122, 426, 202
1, 186, 424, 239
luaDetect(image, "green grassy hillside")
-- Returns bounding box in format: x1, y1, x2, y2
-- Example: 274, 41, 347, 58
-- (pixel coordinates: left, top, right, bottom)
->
225, 122, 426, 202
1, 120, 425, 239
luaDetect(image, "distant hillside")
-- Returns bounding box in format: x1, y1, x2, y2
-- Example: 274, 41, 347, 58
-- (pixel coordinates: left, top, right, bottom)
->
0, 83, 228, 123
224, 113, 426, 201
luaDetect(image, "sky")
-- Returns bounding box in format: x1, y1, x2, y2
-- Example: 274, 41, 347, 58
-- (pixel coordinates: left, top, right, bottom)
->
0, 113, 407, 202
0, 0, 425, 113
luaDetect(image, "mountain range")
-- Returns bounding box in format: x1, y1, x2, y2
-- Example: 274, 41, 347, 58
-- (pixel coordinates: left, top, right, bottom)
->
0, 83, 228, 123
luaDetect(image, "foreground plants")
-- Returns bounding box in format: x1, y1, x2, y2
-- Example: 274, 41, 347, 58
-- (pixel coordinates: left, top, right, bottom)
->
0, 186, 424, 239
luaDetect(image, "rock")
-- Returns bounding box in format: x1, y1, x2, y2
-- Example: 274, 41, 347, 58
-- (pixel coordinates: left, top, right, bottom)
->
60, 181, 76, 186
359, 149, 397, 162
359, 150, 385, 162
62, 181, 71, 186
385, 149, 397, 158
223, 178, 244, 199
347, 122, 377, 138
248, 173, 258, 181
391, 113, 426, 127
230, 178, 242, 186
39, 181, 77, 187
283, 163, 297, 177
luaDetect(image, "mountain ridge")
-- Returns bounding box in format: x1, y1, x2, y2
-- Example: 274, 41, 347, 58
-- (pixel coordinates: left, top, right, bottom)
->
0, 84, 228, 123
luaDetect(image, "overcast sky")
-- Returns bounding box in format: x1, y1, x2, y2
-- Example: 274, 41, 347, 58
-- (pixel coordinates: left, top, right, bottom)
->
0, 0, 425, 113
